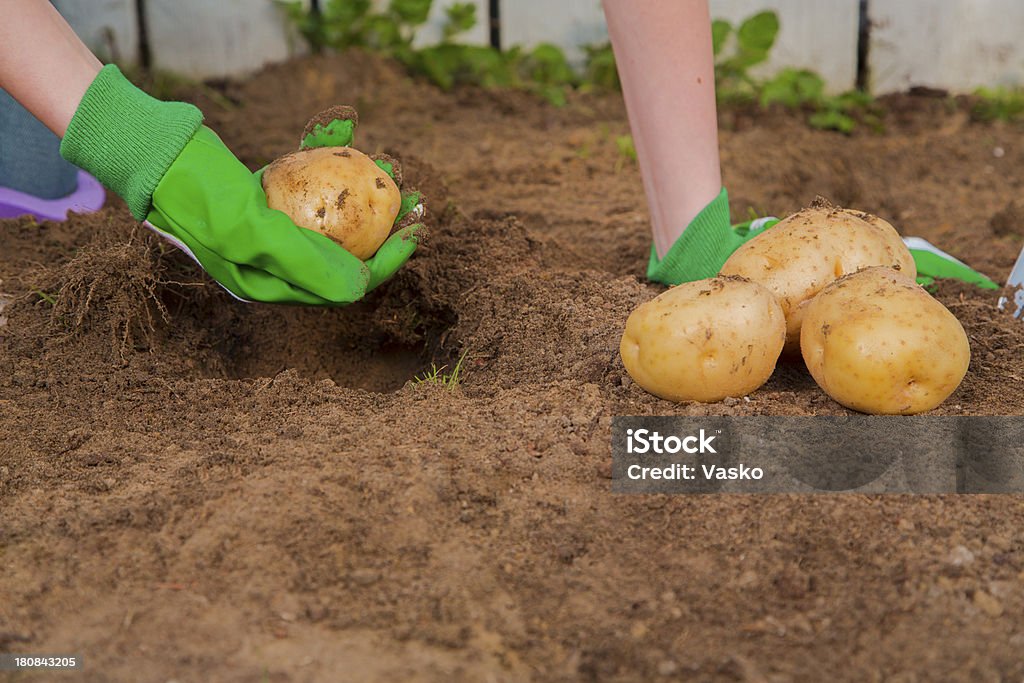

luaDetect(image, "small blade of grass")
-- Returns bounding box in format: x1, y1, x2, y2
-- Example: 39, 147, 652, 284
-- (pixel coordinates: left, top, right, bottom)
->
414, 349, 469, 390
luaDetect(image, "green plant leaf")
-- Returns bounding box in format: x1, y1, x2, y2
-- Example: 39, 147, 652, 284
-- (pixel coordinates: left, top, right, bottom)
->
737, 11, 779, 54
443, 2, 477, 41
323, 0, 371, 24
364, 14, 405, 49
613, 134, 637, 173
524, 43, 576, 86
466, 45, 517, 87
534, 84, 568, 107
616, 134, 636, 162
760, 68, 824, 108
317, 0, 374, 48
809, 109, 856, 134
583, 42, 619, 90
389, 0, 432, 26
411, 44, 459, 89
834, 89, 873, 111
711, 19, 732, 57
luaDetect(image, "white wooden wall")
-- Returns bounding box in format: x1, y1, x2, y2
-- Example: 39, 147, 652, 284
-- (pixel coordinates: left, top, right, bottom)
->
711, 0, 859, 93
53, 0, 139, 65
869, 0, 1024, 93
499, 1, 607, 67
500, 0, 859, 92
145, 0, 308, 79
56, 0, 1024, 94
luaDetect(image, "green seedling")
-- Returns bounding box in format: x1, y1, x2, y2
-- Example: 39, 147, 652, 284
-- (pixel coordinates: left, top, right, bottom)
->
582, 42, 619, 92
414, 349, 468, 390
615, 134, 637, 173
760, 67, 881, 134
744, 206, 772, 222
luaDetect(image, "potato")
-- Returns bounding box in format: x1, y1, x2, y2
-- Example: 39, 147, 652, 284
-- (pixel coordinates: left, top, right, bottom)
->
262, 146, 401, 259
800, 267, 970, 415
620, 276, 786, 402
720, 198, 916, 352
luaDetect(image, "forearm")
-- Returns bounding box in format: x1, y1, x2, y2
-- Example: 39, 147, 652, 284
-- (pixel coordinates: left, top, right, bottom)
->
0, 0, 101, 136
602, 0, 722, 257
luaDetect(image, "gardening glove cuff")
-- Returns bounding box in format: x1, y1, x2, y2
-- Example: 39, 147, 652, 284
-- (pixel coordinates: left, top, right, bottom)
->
60, 64, 203, 220
647, 188, 777, 285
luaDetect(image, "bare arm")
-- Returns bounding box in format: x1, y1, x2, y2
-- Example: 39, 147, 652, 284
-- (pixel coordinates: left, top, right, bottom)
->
0, 0, 101, 137
602, 0, 723, 258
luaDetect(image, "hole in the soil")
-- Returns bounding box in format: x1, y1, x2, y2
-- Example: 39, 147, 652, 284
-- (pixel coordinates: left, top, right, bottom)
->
162, 287, 458, 393
227, 338, 429, 393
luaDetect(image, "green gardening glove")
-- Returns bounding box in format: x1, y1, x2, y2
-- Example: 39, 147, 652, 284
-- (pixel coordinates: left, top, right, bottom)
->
902, 237, 999, 290
647, 187, 777, 285
647, 190, 998, 291
60, 65, 422, 304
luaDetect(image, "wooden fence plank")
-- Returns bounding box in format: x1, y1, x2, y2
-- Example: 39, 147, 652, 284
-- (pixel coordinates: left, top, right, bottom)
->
870, 0, 1024, 94
712, 0, 859, 92
145, 0, 308, 79
56, 0, 139, 66
144, 0, 486, 78
498, 0, 607, 66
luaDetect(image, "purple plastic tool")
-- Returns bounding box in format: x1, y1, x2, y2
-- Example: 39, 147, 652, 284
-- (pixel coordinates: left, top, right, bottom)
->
0, 170, 105, 220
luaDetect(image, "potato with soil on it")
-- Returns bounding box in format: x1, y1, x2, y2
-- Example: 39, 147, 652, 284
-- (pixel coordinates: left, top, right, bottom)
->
261, 112, 403, 260
262, 147, 401, 260
620, 276, 786, 403
800, 266, 970, 415
720, 197, 916, 352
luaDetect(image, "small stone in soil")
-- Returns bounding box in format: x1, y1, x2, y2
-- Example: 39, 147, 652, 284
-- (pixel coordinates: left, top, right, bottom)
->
973, 590, 1003, 617
657, 660, 678, 676
948, 545, 975, 566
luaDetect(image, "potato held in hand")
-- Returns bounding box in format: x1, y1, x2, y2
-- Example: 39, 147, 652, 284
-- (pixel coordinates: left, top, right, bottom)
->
620, 276, 786, 403
800, 267, 970, 415
262, 146, 402, 259
720, 199, 916, 352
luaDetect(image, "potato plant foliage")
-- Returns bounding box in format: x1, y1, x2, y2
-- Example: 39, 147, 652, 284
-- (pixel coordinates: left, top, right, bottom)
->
279, 2, 875, 129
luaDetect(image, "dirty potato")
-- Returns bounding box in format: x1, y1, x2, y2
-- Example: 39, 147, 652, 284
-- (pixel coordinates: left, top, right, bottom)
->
720, 198, 916, 352
262, 146, 401, 259
800, 266, 970, 415
620, 276, 786, 403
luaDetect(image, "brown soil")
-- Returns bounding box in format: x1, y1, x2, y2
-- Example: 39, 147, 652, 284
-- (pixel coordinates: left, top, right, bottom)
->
3, 52, 1024, 682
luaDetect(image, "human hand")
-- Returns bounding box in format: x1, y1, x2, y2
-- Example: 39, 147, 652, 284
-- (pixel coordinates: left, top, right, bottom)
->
61, 66, 423, 304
